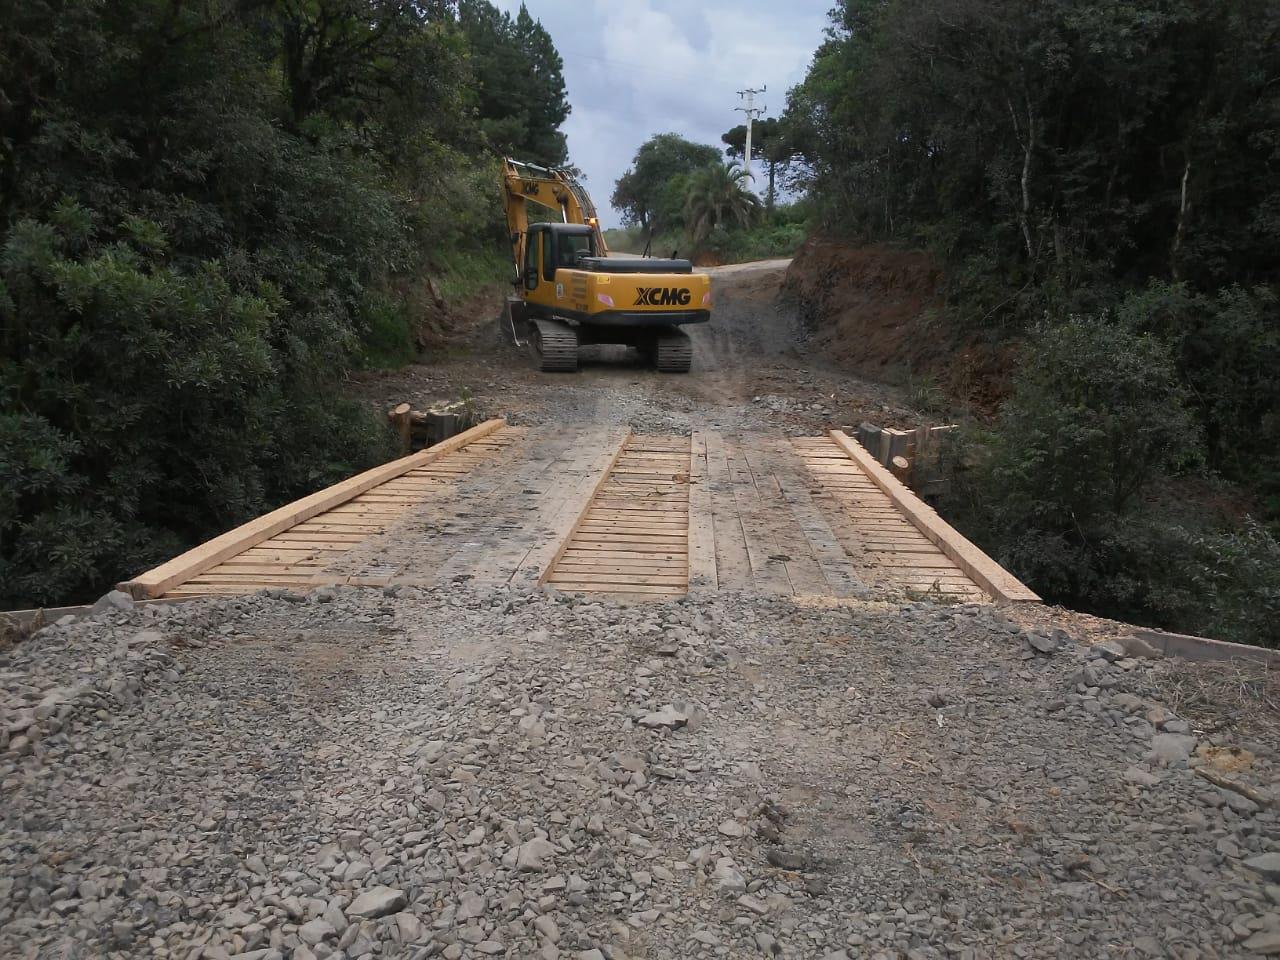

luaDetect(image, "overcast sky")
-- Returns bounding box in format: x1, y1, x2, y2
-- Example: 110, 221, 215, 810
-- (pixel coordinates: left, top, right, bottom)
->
492, 0, 833, 227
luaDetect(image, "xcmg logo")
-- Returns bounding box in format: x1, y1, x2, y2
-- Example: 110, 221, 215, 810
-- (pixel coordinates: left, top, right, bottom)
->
634, 287, 691, 307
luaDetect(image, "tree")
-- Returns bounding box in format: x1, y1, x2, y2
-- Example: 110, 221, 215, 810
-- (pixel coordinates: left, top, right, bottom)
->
0, 0, 573, 607
611, 134, 722, 232
683, 163, 760, 244
721, 117, 794, 211
457, 0, 570, 165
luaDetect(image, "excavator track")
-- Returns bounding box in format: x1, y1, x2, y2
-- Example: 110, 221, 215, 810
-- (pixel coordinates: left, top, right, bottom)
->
530, 318, 579, 372
654, 329, 693, 373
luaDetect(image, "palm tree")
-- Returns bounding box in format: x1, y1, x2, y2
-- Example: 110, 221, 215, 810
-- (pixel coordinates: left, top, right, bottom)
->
683, 162, 760, 244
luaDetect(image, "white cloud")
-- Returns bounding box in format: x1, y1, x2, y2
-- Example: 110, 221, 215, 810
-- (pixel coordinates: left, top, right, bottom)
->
486, 0, 831, 225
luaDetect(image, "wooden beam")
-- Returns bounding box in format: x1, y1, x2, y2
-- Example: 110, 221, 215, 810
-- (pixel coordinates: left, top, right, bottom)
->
117, 418, 508, 599
536, 431, 634, 586
827, 430, 1040, 604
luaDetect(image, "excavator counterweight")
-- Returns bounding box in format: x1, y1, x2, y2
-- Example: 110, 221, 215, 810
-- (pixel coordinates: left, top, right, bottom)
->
500, 157, 711, 373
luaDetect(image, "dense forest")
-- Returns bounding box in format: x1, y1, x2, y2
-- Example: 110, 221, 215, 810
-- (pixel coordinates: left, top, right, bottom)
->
0, 0, 569, 608
785, 0, 1280, 644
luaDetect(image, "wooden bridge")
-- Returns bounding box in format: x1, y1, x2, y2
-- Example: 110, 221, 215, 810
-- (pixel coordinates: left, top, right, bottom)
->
119, 419, 1038, 605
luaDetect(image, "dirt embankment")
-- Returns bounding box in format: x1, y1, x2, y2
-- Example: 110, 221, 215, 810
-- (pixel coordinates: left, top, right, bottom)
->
782, 238, 1018, 410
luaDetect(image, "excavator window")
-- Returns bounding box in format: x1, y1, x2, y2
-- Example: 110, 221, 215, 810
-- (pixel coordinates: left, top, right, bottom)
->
524, 229, 540, 291
542, 231, 595, 281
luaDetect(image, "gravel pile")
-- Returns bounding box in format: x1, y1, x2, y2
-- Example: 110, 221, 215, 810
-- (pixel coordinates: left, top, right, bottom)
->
2, 586, 1278, 959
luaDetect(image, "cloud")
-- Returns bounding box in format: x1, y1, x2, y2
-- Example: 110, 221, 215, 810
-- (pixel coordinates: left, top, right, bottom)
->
489, 0, 831, 225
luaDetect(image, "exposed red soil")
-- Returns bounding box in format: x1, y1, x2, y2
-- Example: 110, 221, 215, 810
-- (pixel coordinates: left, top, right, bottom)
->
782, 238, 1018, 411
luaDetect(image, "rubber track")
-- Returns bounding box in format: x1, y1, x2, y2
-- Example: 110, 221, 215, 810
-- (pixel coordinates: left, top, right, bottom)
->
531, 318, 579, 372
655, 329, 693, 373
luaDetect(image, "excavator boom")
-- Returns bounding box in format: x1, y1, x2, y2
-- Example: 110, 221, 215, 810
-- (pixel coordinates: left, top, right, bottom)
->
501, 158, 608, 275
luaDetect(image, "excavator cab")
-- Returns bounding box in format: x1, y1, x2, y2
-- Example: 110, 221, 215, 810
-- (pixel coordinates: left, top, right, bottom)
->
520, 223, 597, 293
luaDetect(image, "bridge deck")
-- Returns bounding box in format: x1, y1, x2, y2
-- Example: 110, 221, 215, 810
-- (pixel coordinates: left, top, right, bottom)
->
119, 420, 1038, 605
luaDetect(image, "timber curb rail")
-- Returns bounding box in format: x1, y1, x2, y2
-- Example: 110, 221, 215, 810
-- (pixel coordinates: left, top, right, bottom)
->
116, 418, 510, 600
2, 421, 1259, 666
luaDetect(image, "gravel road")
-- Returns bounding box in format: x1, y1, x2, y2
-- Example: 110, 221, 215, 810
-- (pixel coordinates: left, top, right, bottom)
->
352, 262, 925, 437
3, 264, 1278, 959
2, 587, 1278, 959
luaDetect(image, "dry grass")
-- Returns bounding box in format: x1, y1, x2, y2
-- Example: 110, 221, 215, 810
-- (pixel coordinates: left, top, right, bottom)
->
1158, 657, 1280, 740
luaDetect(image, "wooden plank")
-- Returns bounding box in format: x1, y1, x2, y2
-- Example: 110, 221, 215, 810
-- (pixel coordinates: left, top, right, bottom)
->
687, 432, 717, 594
561, 549, 686, 561
548, 582, 684, 596
547, 572, 686, 586
702, 431, 753, 591
828, 431, 1039, 603
507, 429, 631, 587
119, 418, 509, 599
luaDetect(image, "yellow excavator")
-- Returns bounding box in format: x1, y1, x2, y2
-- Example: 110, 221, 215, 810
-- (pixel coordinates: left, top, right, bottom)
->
500, 157, 711, 372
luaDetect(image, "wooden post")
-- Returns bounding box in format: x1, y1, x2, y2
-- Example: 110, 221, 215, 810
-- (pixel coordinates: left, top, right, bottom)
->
857, 422, 881, 454
388, 402, 412, 455
880, 428, 911, 466
891, 455, 911, 484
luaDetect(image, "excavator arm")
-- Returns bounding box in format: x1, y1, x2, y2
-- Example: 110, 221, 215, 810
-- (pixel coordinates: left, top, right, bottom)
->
501, 157, 608, 276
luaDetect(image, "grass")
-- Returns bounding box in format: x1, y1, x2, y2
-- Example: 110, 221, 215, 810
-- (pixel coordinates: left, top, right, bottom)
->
433, 246, 511, 304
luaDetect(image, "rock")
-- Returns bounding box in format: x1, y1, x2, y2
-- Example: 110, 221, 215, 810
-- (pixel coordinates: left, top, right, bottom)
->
639, 703, 691, 730
713, 858, 746, 896
1150, 733, 1196, 766
718, 820, 747, 838
346, 887, 406, 919
395, 913, 424, 943
534, 915, 560, 943
516, 838, 558, 871
1118, 635, 1162, 659
1242, 930, 1280, 954
457, 892, 486, 920
1245, 854, 1280, 882
90, 590, 134, 614
476, 942, 505, 955
298, 919, 335, 946
1024, 630, 1056, 655
1093, 640, 1127, 661
765, 848, 807, 870
1124, 766, 1160, 787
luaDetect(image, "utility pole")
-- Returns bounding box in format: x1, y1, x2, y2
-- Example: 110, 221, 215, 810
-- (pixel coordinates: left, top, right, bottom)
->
735, 85, 767, 185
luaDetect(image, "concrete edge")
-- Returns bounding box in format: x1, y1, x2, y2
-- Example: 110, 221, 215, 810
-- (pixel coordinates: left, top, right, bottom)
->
0, 596, 213, 631
1132, 627, 1278, 667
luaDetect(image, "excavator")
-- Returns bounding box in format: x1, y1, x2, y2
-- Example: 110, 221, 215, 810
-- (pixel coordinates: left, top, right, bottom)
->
500, 157, 711, 372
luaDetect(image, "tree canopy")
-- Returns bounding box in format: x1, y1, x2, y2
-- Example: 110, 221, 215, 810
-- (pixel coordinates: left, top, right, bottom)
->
786, 0, 1280, 644
611, 134, 723, 233
0, 0, 571, 607
458, 0, 570, 165
721, 117, 794, 210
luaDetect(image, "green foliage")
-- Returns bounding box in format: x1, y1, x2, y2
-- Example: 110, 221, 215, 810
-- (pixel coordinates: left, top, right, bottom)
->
458, 1, 570, 164
943, 316, 1280, 647
430, 246, 511, 305
0, 0, 570, 607
684, 163, 761, 244
721, 117, 796, 211
788, 0, 1279, 299
611, 135, 724, 233
792, 0, 1280, 644
357, 295, 416, 370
